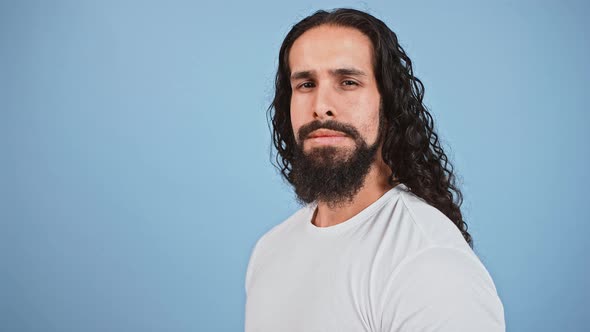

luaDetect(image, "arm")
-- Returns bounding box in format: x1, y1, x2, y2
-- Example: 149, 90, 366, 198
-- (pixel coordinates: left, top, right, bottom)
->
379, 247, 505, 332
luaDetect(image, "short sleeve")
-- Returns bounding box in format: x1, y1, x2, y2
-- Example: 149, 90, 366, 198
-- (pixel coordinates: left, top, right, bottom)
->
379, 247, 505, 332
245, 239, 263, 296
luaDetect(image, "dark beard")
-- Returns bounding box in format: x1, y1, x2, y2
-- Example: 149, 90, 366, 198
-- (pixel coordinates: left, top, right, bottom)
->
290, 120, 380, 208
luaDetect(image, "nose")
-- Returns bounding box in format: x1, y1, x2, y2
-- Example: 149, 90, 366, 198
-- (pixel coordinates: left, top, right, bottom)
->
312, 84, 336, 120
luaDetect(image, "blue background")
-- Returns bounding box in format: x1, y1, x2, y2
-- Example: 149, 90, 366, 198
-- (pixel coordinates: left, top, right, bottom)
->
2, 0, 589, 331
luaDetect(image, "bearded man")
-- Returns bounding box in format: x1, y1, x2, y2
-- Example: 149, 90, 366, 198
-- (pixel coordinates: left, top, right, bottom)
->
245, 8, 505, 332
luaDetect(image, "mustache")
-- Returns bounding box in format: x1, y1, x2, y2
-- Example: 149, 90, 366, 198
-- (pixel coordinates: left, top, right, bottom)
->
297, 120, 361, 142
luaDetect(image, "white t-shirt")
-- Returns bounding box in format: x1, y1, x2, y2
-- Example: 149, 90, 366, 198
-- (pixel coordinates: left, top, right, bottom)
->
245, 183, 505, 332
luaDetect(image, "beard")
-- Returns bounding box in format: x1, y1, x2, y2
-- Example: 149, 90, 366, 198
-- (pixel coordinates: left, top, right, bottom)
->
290, 119, 381, 208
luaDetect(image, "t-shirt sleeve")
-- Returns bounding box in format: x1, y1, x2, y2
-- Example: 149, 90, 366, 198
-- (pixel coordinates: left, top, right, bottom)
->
379, 247, 505, 332
245, 238, 263, 296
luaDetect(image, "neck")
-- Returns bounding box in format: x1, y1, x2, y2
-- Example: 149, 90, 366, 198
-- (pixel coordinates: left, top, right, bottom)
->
312, 157, 396, 228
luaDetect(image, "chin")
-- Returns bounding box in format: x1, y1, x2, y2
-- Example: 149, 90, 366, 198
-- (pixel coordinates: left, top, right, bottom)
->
305, 142, 354, 152
307, 147, 356, 163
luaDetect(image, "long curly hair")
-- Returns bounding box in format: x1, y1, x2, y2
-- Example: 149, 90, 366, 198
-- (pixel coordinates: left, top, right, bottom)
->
268, 8, 472, 247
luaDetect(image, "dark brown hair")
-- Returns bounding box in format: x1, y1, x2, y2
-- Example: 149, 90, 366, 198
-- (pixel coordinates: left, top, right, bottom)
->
268, 8, 472, 247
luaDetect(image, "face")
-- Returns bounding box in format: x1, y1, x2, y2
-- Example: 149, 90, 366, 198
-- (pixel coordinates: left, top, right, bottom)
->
289, 25, 382, 160
286, 25, 383, 206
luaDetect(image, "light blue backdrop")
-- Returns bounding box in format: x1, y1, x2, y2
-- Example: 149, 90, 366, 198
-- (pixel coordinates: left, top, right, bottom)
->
2, 0, 589, 331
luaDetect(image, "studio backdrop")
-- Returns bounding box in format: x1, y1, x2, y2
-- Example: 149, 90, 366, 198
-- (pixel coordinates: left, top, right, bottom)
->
2, 1, 589, 331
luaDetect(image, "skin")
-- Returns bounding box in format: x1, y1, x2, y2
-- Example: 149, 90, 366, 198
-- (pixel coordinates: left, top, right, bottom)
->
288, 25, 394, 228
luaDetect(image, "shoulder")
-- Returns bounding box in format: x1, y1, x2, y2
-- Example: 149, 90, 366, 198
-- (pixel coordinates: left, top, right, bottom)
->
395, 186, 468, 249
391, 246, 499, 294
376, 186, 505, 330
253, 204, 312, 250
245, 205, 311, 292
380, 246, 505, 331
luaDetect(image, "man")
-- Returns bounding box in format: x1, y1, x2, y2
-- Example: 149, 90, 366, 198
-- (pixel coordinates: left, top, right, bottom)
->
245, 8, 505, 332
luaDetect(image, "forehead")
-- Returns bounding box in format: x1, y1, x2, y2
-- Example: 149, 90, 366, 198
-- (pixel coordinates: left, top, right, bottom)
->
288, 25, 374, 75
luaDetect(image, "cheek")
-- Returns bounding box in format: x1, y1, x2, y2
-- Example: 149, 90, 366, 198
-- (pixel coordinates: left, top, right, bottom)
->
290, 107, 303, 142
290, 96, 310, 141
349, 100, 381, 142
368, 110, 382, 142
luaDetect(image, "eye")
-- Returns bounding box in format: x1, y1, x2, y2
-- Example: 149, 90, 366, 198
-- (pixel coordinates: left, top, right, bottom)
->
299, 81, 315, 89
341, 80, 359, 87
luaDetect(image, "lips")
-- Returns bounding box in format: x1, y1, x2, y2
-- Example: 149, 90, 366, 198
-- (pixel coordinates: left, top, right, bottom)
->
307, 129, 347, 139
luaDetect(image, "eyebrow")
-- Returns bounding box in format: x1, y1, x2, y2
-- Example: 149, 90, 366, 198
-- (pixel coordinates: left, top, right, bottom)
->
330, 68, 367, 77
290, 67, 367, 80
